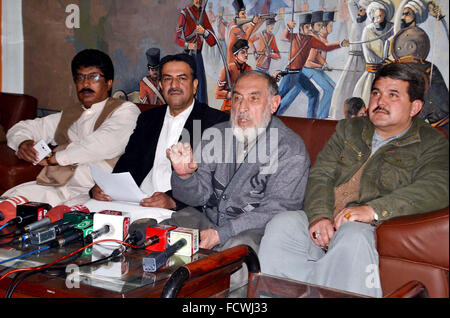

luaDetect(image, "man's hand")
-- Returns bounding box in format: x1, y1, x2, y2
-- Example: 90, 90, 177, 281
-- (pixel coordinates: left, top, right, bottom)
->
188, 42, 197, 50
334, 205, 376, 230
196, 25, 205, 35
341, 39, 350, 47
166, 142, 198, 180
140, 192, 176, 210
309, 218, 335, 248
92, 184, 112, 202
16, 140, 38, 163
287, 20, 296, 30
199, 229, 220, 249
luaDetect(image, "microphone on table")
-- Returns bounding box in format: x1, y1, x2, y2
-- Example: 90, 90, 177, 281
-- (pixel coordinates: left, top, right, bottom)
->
0, 196, 29, 227
142, 238, 187, 272
14, 205, 70, 235
125, 218, 158, 247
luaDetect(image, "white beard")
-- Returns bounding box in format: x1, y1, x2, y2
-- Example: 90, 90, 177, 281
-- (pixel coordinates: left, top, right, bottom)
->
231, 106, 272, 143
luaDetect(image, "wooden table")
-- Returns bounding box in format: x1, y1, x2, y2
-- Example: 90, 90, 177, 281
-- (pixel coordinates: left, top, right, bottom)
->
0, 240, 242, 298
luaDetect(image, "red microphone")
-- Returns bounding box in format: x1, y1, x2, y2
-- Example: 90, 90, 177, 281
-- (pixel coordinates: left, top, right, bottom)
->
15, 205, 71, 234
0, 196, 29, 226
70, 204, 90, 213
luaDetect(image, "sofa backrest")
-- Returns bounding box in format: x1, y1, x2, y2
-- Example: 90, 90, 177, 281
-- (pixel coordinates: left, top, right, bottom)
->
278, 116, 338, 165
0, 92, 38, 131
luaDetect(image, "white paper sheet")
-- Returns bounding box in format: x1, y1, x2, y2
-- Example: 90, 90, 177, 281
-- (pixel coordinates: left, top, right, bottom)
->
83, 199, 174, 223
89, 164, 147, 203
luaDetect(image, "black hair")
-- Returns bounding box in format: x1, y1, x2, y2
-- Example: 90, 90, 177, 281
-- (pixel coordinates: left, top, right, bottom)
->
344, 97, 365, 118
372, 62, 426, 102
71, 49, 114, 82
159, 53, 197, 80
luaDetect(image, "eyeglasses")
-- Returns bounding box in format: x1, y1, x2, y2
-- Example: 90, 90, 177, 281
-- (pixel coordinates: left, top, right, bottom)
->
74, 72, 105, 83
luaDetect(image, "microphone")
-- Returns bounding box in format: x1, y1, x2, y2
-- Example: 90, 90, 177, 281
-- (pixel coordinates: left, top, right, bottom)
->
14, 205, 70, 235
0, 196, 29, 226
142, 238, 187, 272
92, 210, 131, 246
145, 224, 177, 252
84, 225, 111, 244
126, 218, 158, 246
29, 221, 76, 246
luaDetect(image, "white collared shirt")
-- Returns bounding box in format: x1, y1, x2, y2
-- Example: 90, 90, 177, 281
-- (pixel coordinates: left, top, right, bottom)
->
140, 101, 194, 196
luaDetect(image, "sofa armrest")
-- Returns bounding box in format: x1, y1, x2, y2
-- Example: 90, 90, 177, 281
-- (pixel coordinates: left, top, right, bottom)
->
384, 280, 429, 298
376, 208, 449, 270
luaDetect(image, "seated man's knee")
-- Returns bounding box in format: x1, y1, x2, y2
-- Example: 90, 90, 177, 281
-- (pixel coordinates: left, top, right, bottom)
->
264, 210, 307, 237
331, 221, 375, 249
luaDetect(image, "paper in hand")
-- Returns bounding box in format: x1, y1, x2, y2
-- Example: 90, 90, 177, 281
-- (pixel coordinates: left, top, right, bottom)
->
89, 164, 147, 203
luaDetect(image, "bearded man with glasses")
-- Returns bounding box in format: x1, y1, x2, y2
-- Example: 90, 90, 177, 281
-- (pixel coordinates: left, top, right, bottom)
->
2, 49, 140, 207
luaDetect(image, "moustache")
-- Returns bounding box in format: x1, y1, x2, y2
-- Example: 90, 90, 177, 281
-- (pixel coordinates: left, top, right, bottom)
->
372, 106, 390, 115
168, 88, 184, 95
79, 88, 95, 94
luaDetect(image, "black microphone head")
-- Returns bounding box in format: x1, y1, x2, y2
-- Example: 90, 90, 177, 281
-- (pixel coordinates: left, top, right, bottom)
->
128, 218, 158, 246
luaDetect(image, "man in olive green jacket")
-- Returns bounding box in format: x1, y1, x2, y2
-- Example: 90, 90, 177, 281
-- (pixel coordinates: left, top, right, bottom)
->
258, 62, 449, 297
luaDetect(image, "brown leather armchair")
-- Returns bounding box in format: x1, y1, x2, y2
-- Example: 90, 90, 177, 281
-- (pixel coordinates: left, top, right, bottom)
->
0, 92, 41, 194
376, 208, 449, 297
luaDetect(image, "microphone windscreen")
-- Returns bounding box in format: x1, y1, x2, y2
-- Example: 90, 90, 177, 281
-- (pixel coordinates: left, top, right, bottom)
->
46, 205, 71, 223
70, 204, 90, 213
0, 196, 29, 226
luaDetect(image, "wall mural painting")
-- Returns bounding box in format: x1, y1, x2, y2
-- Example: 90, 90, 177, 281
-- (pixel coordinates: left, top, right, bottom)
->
116, 0, 448, 129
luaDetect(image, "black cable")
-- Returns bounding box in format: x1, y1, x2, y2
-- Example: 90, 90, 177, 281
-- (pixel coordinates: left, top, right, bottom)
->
5, 248, 123, 298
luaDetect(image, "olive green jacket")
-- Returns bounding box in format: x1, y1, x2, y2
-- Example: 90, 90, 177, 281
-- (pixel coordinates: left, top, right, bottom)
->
304, 116, 449, 225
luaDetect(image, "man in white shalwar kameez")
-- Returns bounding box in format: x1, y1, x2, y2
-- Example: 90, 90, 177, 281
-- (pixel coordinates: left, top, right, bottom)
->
3, 49, 140, 207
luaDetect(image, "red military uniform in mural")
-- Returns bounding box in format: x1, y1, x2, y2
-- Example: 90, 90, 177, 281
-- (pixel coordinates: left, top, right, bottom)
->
175, 4, 216, 52
174, 1, 216, 104
249, 19, 280, 73
216, 39, 252, 113
139, 77, 165, 106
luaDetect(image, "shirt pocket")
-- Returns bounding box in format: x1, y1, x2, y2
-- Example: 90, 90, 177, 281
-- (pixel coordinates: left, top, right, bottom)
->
378, 150, 417, 191
338, 140, 364, 167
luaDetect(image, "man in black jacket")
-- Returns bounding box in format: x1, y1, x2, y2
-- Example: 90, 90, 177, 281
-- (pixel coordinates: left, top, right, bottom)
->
90, 53, 228, 210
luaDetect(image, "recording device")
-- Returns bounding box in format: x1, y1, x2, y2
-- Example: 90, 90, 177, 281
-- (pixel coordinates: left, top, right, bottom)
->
168, 227, 199, 257
92, 211, 130, 246
0, 196, 29, 226
32, 140, 52, 165
144, 224, 177, 252
142, 238, 187, 272
84, 225, 111, 244
29, 221, 75, 245
126, 218, 158, 246
14, 204, 65, 235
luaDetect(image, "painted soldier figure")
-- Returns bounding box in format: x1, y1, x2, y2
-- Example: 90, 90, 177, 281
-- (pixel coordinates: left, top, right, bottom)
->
139, 47, 165, 105
276, 12, 348, 117
249, 17, 281, 74
216, 39, 252, 113
175, 0, 217, 104
227, 0, 263, 63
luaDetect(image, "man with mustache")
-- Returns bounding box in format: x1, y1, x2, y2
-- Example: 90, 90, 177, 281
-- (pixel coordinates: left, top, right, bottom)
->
353, 0, 394, 105
259, 62, 449, 297
2, 49, 140, 206
165, 70, 310, 258
90, 53, 228, 210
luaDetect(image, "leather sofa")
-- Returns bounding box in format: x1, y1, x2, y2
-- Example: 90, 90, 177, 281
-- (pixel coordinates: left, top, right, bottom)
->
0, 101, 448, 297
279, 116, 449, 298
0, 92, 41, 194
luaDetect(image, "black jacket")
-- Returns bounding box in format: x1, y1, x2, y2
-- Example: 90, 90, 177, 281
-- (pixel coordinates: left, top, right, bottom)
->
90, 100, 229, 209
